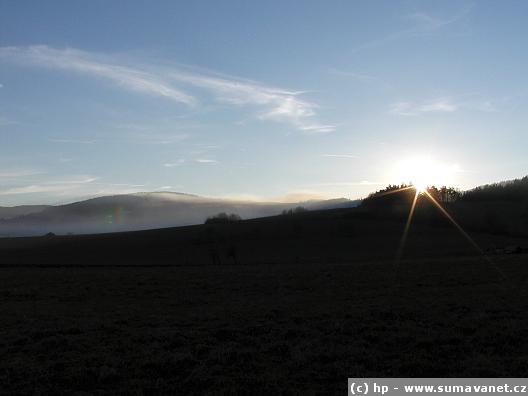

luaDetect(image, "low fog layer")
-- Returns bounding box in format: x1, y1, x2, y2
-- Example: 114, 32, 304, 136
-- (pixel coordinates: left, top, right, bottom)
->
0, 192, 358, 237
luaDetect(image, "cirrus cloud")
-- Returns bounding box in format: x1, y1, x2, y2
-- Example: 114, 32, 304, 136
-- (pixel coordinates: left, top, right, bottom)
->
389, 98, 458, 116
0, 45, 334, 133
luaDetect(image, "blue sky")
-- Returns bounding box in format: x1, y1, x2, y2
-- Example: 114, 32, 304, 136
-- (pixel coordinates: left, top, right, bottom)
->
1, 0, 527, 205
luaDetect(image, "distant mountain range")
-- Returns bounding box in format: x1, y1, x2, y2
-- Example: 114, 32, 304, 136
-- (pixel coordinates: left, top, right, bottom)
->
0, 192, 359, 237
0, 205, 51, 220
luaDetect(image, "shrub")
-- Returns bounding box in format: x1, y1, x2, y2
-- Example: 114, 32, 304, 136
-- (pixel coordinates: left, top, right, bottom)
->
205, 212, 242, 224
281, 206, 307, 216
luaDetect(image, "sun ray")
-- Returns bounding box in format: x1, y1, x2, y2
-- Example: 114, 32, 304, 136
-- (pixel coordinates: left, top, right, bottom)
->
375, 185, 415, 198
423, 191, 506, 280
395, 189, 420, 265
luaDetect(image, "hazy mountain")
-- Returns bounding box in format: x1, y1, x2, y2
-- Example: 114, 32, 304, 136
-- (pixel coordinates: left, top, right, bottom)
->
0, 205, 50, 220
0, 192, 359, 237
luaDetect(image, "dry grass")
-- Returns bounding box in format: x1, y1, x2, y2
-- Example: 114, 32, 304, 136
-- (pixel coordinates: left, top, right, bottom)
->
2, 253, 528, 395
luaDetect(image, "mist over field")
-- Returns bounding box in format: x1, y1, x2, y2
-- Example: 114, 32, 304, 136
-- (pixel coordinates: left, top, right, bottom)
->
0, 192, 358, 236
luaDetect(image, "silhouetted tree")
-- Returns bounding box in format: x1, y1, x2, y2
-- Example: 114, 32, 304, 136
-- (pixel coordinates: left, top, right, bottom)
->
361, 183, 414, 211
205, 212, 242, 224
282, 206, 307, 215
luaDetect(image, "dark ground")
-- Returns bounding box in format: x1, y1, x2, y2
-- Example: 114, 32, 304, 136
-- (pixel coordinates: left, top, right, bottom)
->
1, 209, 528, 395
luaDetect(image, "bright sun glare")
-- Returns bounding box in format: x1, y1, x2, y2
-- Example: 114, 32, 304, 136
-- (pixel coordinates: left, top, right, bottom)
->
391, 156, 459, 193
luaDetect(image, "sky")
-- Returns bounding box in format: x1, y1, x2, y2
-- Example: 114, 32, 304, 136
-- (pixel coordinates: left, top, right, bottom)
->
1, 0, 527, 205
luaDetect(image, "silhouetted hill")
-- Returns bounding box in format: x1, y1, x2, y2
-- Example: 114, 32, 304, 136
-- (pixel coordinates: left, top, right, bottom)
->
360, 176, 528, 237
453, 177, 528, 236
0, 192, 359, 237
460, 176, 528, 202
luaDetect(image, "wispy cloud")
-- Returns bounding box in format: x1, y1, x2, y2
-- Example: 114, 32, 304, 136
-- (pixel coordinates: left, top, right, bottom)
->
389, 99, 458, 116
164, 156, 219, 166
0, 184, 69, 195
419, 100, 458, 113
404, 8, 471, 31
0, 175, 146, 198
352, 5, 472, 53
113, 123, 193, 145
130, 132, 189, 145
0, 45, 333, 133
49, 138, 96, 144
169, 69, 335, 133
163, 160, 185, 167
327, 68, 392, 91
327, 68, 379, 83
0, 46, 195, 105
457, 94, 509, 113
389, 94, 502, 116
0, 168, 44, 179
0, 175, 97, 195
50, 176, 98, 184
322, 154, 358, 159
470, 100, 497, 113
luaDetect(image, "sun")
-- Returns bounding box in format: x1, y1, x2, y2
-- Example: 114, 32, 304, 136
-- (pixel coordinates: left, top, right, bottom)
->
391, 156, 459, 193
413, 180, 429, 194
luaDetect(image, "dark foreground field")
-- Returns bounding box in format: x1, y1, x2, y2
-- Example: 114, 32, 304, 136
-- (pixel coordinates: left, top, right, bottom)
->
1, 210, 528, 395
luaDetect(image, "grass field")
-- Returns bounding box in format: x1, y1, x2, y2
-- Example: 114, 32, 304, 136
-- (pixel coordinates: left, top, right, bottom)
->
1, 211, 528, 395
